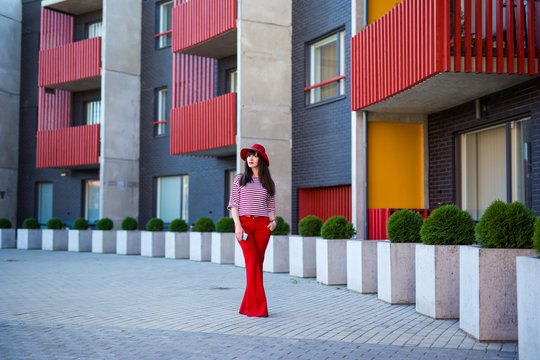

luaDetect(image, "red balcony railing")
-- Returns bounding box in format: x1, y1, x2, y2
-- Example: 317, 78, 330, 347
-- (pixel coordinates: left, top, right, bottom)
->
172, 0, 236, 52
36, 125, 100, 168
39, 37, 101, 87
170, 93, 236, 155
368, 208, 432, 240
298, 185, 352, 223
351, 0, 539, 111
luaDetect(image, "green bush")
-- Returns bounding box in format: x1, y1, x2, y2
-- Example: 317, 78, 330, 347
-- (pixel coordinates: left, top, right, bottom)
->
533, 216, 540, 256
321, 216, 356, 239
272, 216, 290, 236
475, 200, 535, 248
386, 209, 422, 243
96, 218, 114, 231
216, 217, 235, 233
146, 218, 164, 232
194, 217, 215, 232
420, 205, 475, 245
46, 218, 63, 230
298, 215, 322, 237
0, 218, 12, 229
169, 218, 188, 232
121, 216, 138, 231
22, 218, 39, 229
72, 218, 88, 230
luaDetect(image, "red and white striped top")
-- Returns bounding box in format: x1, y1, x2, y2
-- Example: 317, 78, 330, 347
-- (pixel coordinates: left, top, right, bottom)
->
228, 174, 275, 217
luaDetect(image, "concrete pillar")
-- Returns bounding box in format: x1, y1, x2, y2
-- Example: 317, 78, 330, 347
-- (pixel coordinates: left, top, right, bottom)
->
100, 0, 141, 227
237, 0, 292, 225
0, 2, 21, 225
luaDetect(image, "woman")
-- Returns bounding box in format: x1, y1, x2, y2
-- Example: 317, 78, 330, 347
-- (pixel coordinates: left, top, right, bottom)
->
228, 144, 277, 317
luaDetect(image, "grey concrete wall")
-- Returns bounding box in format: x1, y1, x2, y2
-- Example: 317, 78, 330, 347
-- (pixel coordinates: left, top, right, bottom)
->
0, 1, 22, 225
237, 0, 292, 225
100, 0, 142, 227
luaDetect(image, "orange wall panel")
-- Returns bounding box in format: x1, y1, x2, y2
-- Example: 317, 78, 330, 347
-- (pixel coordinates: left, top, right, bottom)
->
368, 0, 402, 24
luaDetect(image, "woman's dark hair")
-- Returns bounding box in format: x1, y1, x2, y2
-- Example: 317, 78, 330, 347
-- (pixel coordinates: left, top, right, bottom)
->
240, 151, 275, 196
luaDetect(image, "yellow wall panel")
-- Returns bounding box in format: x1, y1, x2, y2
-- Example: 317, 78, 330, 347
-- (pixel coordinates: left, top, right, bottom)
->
368, 122, 423, 208
368, 0, 402, 24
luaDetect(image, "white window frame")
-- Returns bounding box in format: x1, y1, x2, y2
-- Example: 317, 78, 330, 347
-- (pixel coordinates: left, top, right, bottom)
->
155, 88, 168, 136
87, 21, 102, 39
37, 182, 53, 226
157, 1, 173, 49
84, 180, 100, 224
85, 99, 101, 125
156, 175, 189, 223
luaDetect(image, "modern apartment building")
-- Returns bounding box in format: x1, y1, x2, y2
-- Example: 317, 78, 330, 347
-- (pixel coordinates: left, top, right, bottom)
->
2, 0, 539, 237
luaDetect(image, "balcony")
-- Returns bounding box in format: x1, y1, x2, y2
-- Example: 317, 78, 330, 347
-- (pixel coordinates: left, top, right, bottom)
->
170, 93, 236, 156
39, 37, 101, 92
42, 0, 102, 15
172, 0, 237, 58
351, 0, 539, 113
36, 125, 100, 168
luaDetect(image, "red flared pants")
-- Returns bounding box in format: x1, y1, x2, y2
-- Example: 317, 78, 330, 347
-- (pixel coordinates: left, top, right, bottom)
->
237, 216, 272, 317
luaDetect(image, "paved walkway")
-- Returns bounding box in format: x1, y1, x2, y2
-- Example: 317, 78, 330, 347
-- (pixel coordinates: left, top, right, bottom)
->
0, 249, 517, 359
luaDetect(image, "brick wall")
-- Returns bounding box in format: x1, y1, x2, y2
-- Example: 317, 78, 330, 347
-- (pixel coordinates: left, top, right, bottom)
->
428, 78, 540, 213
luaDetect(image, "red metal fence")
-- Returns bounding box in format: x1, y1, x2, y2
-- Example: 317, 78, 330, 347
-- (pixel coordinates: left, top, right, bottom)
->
298, 185, 352, 223
40, 7, 73, 50
38, 88, 71, 131
36, 125, 100, 168
368, 208, 432, 240
351, 0, 539, 110
170, 93, 236, 155
172, 53, 215, 108
172, 0, 236, 52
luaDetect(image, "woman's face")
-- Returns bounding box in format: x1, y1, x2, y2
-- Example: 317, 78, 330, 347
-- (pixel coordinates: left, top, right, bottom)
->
247, 152, 260, 169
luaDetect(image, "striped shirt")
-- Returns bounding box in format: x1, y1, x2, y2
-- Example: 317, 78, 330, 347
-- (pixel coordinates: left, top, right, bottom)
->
228, 174, 276, 217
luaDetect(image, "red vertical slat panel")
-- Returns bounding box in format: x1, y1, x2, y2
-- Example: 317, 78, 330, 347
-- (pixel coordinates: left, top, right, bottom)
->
486, 0, 493, 73
454, 0, 462, 72
516, 0, 525, 74
526, 0, 535, 74
507, 0, 515, 74
475, 0, 483, 72
464, 0, 472, 72
497, 0, 504, 73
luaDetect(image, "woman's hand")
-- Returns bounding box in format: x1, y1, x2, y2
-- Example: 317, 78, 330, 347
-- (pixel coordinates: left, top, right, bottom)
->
267, 219, 277, 232
235, 226, 245, 241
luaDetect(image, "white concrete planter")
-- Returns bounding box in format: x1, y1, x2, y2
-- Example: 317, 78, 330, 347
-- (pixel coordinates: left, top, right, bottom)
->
189, 232, 211, 261
234, 239, 245, 268
316, 238, 347, 285
377, 241, 416, 304
165, 232, 189, 259
141, 231, 165, 257
347, 239, 381, 294
68, 230, 92, 252
42, 229, 68, 251
116, 230, 141, 255
92, 230, 117, 253
517, 256, 540, 360
415, 244, 459, 319
459, 246, 536, 341
289, 235, 316, 278
16, 229, 42, 249
0, 229, 16, 248
263, 235, 289, 273
211, 232, 235, 264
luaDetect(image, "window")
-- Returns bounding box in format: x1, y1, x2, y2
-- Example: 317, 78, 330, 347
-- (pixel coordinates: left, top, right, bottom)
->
306, 30, 346, 105
85, 180, 100, 224
155, 88, 168, 136
84, 100, 101, 125
156, 175, 189, 223
86, 21, 102, 38
460, 118, 531, 220
37, 182, 53, 226
224, 169, 237, 216
227, 69, 237, 93
157, 1, 173, 48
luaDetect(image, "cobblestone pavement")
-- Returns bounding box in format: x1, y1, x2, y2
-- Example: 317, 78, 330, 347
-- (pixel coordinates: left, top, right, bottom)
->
0, 249, 518, 359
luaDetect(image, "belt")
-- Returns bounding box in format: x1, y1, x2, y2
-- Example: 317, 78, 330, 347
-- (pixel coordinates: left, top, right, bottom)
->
242, 215, 265, 219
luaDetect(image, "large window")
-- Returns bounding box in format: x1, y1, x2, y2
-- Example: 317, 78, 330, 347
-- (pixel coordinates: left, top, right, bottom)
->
86, 21, 102, 39
306, 30, 346, 105
37, 182, 53, 226
227, 69, 237, 93
157, 1, 173, 48
85, 180, 100, 225
460, 118, 531, 220
85, 100, 101, 125
155, 88, 168, 136
156, 175, 189, 223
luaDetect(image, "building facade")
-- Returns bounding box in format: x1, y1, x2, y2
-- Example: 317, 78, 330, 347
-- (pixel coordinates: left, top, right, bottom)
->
3, 0, 539, 237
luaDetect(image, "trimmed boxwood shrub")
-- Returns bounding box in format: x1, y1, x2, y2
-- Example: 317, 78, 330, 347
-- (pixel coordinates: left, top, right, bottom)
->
216, 217, 235, 233
121, 216, 138, 231
272, 216, 290, 236
475, 200, 535, 248
22, 218, 39, 229
0, 218, 12, 229
321, 216, 356, 240
420, 205, 475, 245
73, 218, 88, 230
46, 218, 63, 230
387, 209, 422, 243
96, 218, 114, 231
195, 217, 215, 232
533, 216, 540, 256
146, 218, 164, 232
298, 215, 322, 237
170, 218, 189, 232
